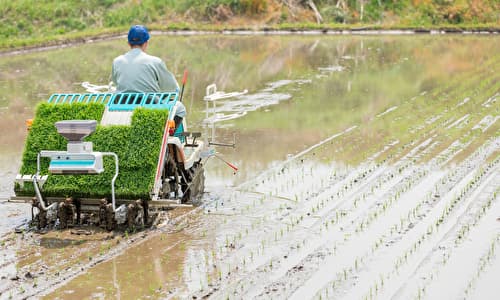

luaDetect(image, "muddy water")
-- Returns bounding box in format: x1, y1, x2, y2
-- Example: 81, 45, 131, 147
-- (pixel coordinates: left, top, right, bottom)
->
48, 230, 192, 299
0, 35, 499, 299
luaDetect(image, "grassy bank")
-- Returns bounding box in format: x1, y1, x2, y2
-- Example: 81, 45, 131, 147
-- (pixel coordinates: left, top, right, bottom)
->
2, 22, 500, 53
1, 0, 499, 50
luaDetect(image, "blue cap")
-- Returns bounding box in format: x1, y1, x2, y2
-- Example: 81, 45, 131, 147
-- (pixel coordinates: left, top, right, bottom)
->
128, 25, 150, 45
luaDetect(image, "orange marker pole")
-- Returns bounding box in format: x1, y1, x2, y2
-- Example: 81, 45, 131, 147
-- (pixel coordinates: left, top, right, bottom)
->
179, 70, 188, 102
215, 154, 239, 173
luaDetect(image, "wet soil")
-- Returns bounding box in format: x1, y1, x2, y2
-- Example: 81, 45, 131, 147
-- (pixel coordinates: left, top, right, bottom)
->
0, 207, 197, 299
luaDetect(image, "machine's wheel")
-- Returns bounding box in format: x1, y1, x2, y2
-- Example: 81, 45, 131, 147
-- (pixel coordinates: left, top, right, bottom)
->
105, 204, 115, 231
142, 199, 149, 226
161, 146, 205, 204
162, 153, 180, 199
197, 165, 205, 195
75, 198, 81, 225
127, 200, 144, 230
180, 168, 191, 204
38, 208, 47, 229
32, 197, 47, 229
98, 198, 107, 229
188, 162, 205, 205
58, 197, 75, 229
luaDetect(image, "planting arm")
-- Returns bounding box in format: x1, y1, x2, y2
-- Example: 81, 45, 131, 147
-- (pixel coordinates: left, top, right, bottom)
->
102, 152, 119, 211
33, 153, 48, 211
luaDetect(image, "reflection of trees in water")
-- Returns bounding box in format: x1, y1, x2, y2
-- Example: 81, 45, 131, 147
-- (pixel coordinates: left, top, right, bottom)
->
2, 35, 495, 108
413, 37, 496, 80
0, 35, 497, 133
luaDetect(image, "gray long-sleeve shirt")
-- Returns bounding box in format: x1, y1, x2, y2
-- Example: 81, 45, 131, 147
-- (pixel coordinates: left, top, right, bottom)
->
112, 48, 179, 93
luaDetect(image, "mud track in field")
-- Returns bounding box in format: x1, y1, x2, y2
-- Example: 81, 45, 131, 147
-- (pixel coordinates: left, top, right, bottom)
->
0, 207, 199, 299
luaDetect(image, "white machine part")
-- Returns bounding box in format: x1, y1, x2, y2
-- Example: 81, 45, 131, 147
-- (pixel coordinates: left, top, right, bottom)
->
100, 107, 133, 126
35, 120, 120, 212
54, 120, 97, 141
43, 120, 105, 174
42, 150, 104, 174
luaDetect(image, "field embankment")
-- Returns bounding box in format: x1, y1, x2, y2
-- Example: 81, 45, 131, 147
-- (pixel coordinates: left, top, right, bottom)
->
1, 0, 499, 50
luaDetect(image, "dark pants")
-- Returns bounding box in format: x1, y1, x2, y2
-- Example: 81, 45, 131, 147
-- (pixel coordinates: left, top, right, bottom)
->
174, 115, 183, 132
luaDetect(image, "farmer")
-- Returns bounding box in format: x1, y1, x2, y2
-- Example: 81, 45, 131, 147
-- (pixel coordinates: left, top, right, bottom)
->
111, 25, 186, 129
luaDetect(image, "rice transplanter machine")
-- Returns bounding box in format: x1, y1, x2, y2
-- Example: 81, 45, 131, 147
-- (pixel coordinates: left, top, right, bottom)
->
15, 91, 206, 230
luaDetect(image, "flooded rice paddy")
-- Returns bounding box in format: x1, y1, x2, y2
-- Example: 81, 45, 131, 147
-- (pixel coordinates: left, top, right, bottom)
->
0, 34, 499, 299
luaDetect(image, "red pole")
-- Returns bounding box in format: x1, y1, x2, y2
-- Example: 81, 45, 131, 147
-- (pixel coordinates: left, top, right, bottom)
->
215, 154, 239, 172
179, 70, 188, 102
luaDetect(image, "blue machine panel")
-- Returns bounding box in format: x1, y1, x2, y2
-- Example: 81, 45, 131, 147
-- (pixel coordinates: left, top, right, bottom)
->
50, 160, 95, 167
47, 92, 178, 112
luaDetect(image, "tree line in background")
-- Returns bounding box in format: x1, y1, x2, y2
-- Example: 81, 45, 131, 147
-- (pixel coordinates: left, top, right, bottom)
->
285, 0, 500, 25
0, 0, 499, 42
